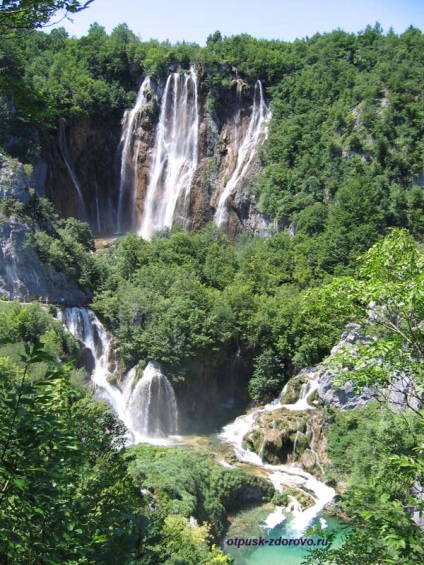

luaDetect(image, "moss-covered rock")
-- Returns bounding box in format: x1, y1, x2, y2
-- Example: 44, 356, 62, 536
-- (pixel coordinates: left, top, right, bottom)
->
279, 375, 308, 404
106, 372, 119, 387
242, 408, 329, 479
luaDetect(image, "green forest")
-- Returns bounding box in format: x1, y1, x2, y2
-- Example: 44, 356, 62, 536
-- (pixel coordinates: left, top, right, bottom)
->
1, 2, 424, 563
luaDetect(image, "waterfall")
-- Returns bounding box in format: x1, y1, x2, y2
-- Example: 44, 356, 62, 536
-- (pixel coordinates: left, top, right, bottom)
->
280, 378, 320, 412
138, 67, 199, 239
214, 81, 271, 229
59, 308, 178, 443
58, 119, 88, 221
117, 77, 151, 233
126, 362, 179, 438
59, 307, 128, 423
219, 387, 335, 535
95, 184, 101, 233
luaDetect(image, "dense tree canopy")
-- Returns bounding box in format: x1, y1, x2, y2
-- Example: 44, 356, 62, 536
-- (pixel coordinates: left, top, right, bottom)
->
302, 230, 424, 564
1, 19, 424, 565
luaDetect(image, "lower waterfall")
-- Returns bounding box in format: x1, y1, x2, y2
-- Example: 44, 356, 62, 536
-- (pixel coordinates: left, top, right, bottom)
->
126, 362, 179, 438
219, 391, 335, 536
59, 307, 178, 442
59, 307, 334, 544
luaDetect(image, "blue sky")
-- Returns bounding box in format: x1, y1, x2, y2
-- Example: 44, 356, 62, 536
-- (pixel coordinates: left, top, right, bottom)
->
51, 0, 424, 44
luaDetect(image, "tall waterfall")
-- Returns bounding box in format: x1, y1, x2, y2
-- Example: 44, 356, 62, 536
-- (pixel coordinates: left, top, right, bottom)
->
117, 77, 151, 233
214, 81, 271, 229
138, 67, 199, 239
59, 308, 178, 442
126, 362, 179, 438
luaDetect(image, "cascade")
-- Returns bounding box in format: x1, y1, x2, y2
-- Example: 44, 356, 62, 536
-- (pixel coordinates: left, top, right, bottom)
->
59, 308, 178, 443
117, 77, 151, 233
273, 375, 320, 412
214, 81, 271, 229
219, 384, 335, 535
308, 423, 326, 477
59, 307, 129, 424
138, 67, 199, 239
58, 120, 88, 221
125, 361, 179, 438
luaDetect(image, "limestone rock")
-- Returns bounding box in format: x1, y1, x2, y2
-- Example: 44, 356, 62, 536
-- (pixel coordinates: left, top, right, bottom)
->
317, 367, 377, 410
0, 155, 91, 305
243, 409, 329, 478
317, 324, 377, 410
279, 374, 309, 404
0, 154, 30, 203
0, 221, 91, 304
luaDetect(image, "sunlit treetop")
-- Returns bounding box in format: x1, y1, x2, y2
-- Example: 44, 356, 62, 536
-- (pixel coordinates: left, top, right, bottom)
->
0, 0, 93, 33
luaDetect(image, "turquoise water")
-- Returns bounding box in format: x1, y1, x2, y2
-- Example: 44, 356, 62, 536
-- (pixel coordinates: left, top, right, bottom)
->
223, 504, 347, 565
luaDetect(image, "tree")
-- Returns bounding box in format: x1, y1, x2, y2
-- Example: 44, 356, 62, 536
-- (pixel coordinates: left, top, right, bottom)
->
0, 343, 149, 563
0, 0, 94, 33
302, 229, 424, 564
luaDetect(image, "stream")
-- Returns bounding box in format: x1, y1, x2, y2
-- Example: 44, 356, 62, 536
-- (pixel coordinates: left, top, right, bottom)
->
59, 307, 340, 563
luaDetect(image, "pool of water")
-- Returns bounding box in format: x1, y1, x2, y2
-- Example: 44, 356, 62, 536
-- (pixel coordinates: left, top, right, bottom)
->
223, 504, 347, 565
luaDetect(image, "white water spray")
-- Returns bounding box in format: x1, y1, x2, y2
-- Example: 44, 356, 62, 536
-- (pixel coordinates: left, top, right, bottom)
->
117, 77, 151, 233
59, 308, 178, 443
214, 81, 270, 229
58, 120, 88, 221
126, 361, 179, 440
139, 68, 199, 239
219, 382, 335, 534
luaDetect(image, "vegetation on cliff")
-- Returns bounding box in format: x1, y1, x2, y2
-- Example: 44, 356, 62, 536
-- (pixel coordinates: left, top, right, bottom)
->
302, 230, 424, 564
1, 12, 424, 565
92, 225, 341, 399
1, 183, 99, 292
0, 309, 236, 564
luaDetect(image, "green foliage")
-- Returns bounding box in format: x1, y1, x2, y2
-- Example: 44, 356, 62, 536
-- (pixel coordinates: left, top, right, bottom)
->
0, 343, 149, 564
248, 349, 285, 401
1, 180, 95, 278
159, 515, 230, 565
0, 300, 79, 360
305, 229, 424, 389
302, 229, 424, 564
0, 1, 94, 33
0, 303, 233, 564
301, 529, 391, 565
1, 190, 100, 290
304, 404, 424, 564
127, 444, 273, 538
326, 403, 422, 488
3, 23, 424, 565
94, 226, 333, 397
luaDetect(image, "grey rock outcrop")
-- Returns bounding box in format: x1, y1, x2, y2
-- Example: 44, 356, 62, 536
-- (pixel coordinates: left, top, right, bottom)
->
0, 154, 30, 203
315, 324, 421, 411
0, 155, 91, 305
305, 324, 378, 410
317, 366, 377, 410
0, 222, 90, 304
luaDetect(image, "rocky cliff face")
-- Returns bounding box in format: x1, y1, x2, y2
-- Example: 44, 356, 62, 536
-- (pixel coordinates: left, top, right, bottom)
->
0, 154, 91, 304
187, 78, 272, 238
46, 117, 122, 236
45, 72, 271, 239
